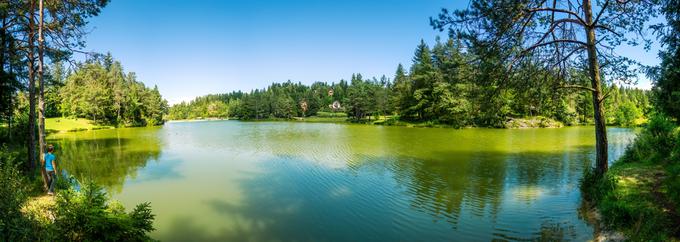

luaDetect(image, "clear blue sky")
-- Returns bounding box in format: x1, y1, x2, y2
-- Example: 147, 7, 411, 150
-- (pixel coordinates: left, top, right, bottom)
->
77, 0, 660, 104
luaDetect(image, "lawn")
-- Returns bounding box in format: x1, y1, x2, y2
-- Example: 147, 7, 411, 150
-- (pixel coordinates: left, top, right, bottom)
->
45, 117, 113, 132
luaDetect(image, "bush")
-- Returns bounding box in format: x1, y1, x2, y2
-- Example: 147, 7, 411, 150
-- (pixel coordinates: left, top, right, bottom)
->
621, 113, 677, 164
0, 147, 36, 241
52, 181, 156, 242
1, 145, 156, 241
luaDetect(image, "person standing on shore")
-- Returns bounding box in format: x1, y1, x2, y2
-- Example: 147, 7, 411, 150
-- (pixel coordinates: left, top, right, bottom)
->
43, 144, 57, 195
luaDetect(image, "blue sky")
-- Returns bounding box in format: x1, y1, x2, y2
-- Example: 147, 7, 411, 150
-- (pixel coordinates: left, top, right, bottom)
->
78, 0, 661, 104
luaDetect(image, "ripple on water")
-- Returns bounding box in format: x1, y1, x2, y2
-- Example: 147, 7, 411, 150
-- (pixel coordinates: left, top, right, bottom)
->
53, 122, 638, 242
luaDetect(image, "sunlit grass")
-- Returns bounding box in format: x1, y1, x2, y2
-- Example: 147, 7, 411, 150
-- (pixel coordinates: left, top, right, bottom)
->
45, 117, 113, 132
594, 161, 678, 241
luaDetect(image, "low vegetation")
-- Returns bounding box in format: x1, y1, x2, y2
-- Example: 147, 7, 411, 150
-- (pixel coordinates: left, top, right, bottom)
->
581, 114, 680, 240
0, 147, 156, 241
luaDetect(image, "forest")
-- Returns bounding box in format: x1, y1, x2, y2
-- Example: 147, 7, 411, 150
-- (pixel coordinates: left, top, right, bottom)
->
0, 1, 157, 241
51, 55, 167, 127
6, 55, 168, 129
169, 38, 651, 128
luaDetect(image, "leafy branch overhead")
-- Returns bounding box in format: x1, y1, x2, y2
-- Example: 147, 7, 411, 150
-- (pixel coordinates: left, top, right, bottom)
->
431, 0, 659, 91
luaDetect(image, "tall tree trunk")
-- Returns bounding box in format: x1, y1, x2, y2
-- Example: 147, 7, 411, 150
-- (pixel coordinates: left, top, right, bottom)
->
27, 0, 37, 173
1, 15, 6, 140
1, 15, 5, 77
583, 0, 608, 175
8, 37, 12, 141
38, 0, 45, 161
38, 0, 48, 189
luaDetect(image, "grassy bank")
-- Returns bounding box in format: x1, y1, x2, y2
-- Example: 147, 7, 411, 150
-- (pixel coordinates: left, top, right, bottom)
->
45, 117, 113, 133
581, 115, 680, 241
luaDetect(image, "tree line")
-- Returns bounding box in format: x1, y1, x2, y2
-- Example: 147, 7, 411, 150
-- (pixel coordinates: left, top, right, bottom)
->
169, 37, 651, 128
55, 54, 168, 127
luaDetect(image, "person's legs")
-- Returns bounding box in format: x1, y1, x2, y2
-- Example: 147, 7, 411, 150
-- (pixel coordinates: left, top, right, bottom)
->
47, 171, 56, 194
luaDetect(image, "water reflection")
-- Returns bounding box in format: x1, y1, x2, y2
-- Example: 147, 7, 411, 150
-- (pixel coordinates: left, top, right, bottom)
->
49, 122, 637, 241
47, 127, 163, 193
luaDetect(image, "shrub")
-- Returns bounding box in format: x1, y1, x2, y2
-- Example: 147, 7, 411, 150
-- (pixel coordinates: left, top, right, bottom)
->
621, 113, 677, 164
52, 181, 156, 242
0, 147, 36, 241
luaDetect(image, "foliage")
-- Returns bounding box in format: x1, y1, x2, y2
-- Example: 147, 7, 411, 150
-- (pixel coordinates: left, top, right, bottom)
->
579, 2, 680, 240
431, 0, 660, 175
1, 147, 157, 242
582, 113, 680, 240
614, 101, 642, 127
59, 55, 168, 127
621, 113, 678, 164
170, 36, 651, 127
651, 0, 680, 122
0, 147, 36, 241
52, 181, 156, 242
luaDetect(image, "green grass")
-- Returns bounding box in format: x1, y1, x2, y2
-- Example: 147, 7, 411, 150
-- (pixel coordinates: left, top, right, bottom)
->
582, 161, 680, 241
587, 162, 680, 241
315, 111, 347, 118
45, 118, 113, 132
296, 116, 348, 123
580, 115, 680, 241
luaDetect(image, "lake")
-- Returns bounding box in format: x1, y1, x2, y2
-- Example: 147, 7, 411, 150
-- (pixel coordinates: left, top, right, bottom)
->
47, 121, 636, 241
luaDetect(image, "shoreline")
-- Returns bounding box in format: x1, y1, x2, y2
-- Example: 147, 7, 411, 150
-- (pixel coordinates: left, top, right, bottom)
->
164, 116, 624, 129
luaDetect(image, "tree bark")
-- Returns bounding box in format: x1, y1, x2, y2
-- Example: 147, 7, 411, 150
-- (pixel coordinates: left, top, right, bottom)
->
27, 0, 37, 173
8, 35, 12, 141
1, 15, 6, 140
38, 0, 49, 189
583, 0, 608, 175
38, 0, 45, 160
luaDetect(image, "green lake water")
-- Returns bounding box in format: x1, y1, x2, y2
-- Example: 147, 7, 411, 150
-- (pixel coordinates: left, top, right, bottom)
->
47, 121, 636, 241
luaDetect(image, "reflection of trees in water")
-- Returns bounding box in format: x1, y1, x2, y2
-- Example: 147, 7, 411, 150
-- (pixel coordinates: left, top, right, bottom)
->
48, 133, 161, 193
156, 152, 589, 241
231, 124, 598, 240
386, 152, 506, 226
159, 159, 410, 242
365, 149, 592, 240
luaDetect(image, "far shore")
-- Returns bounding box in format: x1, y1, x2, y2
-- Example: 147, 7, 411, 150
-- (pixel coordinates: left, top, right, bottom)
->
163, 116, 636, 129
166, 118, 230, 123
37, 116, 642, 134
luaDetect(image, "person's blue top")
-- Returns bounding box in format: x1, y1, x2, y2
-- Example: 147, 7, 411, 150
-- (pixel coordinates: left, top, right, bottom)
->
44, 153, 55, 171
